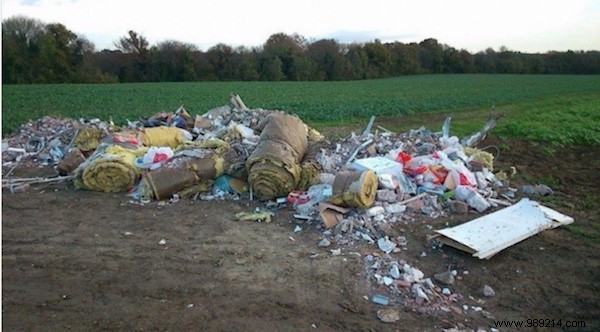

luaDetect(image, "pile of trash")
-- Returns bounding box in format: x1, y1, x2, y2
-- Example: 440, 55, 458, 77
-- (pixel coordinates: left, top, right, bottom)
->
2, 95, 325, 201
3, 94, 571, 320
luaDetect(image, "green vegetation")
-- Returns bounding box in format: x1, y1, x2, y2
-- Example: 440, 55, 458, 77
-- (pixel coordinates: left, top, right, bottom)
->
3, 75, 600, 145
382, 91, 600, 146
565, 223, 600, 245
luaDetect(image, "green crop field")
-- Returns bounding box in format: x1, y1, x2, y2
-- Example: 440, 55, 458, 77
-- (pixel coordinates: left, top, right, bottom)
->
3, 74, 600, 145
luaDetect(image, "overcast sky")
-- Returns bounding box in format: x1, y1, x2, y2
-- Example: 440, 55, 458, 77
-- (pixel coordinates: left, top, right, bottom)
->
2, 0, 599, 53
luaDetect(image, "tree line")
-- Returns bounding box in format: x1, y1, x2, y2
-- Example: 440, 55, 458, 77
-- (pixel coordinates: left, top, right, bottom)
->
3, 15, 600, 84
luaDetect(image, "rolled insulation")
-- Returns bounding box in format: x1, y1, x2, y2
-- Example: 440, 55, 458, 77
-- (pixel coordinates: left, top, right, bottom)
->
330, 170, 379, 209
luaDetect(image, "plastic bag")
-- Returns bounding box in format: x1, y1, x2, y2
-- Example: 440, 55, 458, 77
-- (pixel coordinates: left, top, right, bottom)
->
377, 173, 398, 189
134, 147, 174, 170
404, 155, 437, 175
438, 151, 477, 188
454, 185, 490, 213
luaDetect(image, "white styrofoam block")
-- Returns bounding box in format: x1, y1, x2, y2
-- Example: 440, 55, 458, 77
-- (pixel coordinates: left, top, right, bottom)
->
351, 157, 403, 179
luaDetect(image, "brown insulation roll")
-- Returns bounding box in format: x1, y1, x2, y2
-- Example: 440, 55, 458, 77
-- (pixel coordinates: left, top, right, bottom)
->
330, 170, 379, 209
246, 113, 308, 200
142, 153, 226, 200
145, 168, 200, 201
298, 140, 327, 190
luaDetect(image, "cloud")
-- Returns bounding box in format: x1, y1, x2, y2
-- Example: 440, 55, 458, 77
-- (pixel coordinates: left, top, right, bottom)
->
3, 0, 599, 53
20, 0, 42, 6
320, 31, 421, 44
20, 0, 77, 6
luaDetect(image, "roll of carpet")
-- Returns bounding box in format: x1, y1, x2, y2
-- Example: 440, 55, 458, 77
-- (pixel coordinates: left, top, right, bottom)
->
330, 170, 379, 209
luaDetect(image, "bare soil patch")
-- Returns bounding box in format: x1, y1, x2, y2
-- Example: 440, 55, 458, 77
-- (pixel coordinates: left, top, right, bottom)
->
3, 136, 599, 331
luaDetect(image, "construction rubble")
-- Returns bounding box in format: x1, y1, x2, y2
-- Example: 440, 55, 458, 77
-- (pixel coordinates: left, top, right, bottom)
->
2, 94, 573, 323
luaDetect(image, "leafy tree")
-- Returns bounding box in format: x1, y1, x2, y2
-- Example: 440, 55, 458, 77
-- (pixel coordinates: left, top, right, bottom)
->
68, 36, 115, 82
441, 45, 474, 73
114, 30, 150, 81
458, 50, 475, 73
388, 42, 422, 75
474, 48, 497, 73
419, 38, 444, 73
35, 23, 82, 82
2, 18, 91, 83
363, 40, 393, 78
116, 30, 149, 55
236, 47, 260, 81
206, 43, 237, 80
2, 16, 45, 83
307, 39, 349, 80
495, 47, 526, 73
263, 33, 306, 80
151, 40, 199, 81
345, 44, 368, 79
259, 55, 284, 81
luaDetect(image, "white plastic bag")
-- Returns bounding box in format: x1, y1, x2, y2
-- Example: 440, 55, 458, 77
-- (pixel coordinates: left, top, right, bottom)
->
135, 147, 174, 170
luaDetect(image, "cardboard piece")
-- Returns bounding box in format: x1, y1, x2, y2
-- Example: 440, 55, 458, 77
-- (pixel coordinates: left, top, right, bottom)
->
194, 115, 212, 129
318, 203, 350, 228
434, 198, 574, 259
57, 148, 86, 175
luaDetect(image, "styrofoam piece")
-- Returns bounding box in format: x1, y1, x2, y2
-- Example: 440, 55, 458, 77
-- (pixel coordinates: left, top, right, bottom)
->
351, 156, 403, 179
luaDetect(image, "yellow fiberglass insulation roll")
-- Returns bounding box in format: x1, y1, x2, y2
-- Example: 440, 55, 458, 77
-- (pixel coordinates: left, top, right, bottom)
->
73, 126, 104, 151
139, 126, 190, 148
75, 144, 146, 192
246, 113, 308, 200
330, 170, 379, 209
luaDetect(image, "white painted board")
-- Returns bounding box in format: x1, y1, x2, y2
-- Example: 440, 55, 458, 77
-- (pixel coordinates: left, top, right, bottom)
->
435, 198, 574, 259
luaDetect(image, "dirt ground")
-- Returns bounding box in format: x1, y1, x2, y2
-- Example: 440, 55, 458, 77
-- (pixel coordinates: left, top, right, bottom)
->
3, 135, 599, 331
